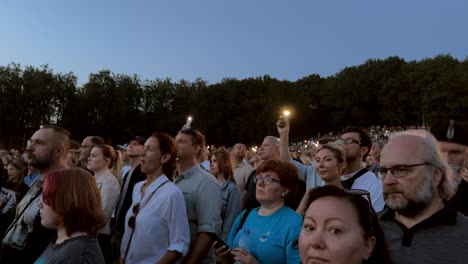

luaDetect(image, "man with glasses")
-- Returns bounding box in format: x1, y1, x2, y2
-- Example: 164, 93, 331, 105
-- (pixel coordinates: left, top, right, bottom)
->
174, 128, 222, 264
378, 129, 468, 263
337, 127, 384, 212
431, 119, 468, 216
78, 136, 104, 169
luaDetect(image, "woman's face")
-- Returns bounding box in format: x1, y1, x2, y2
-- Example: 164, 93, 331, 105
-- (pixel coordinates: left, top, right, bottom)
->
299, 196, 375, 264
87, 147, 109, 172
255, 171, 287, 205
38, 197, 62, 230
7, 164, 20, 181
315, 149, 342, 182
210, 155, 220, 175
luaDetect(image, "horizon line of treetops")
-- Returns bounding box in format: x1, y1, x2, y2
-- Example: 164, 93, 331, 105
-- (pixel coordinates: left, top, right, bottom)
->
0, 53, 467, 149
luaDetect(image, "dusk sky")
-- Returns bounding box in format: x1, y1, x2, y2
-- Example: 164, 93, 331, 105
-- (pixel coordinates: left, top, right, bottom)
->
1, 0, 467, 86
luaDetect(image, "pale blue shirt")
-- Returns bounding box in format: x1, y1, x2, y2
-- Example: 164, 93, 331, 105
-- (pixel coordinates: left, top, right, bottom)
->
121, 175, 190, 264
289, 159, 323, 189
341, 170, 385, 212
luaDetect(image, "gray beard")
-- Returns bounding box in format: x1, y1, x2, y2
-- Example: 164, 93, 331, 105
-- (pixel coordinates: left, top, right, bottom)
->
386, 176, 435, 218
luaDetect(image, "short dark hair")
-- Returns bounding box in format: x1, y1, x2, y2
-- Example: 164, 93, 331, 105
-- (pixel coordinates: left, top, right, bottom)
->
41, 125, 71, 156
306, 185, 391, 264
343, 127, 372, 159
256, 160, 298, 208
178, 129, 205, 148
151, 133, 177, 180
89, 136, 105, 146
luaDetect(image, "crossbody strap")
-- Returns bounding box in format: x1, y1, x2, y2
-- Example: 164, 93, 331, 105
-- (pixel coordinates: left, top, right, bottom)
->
123, 180, 169, 262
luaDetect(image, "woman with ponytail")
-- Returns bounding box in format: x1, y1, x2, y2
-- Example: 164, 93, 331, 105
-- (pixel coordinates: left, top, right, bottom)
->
87, 144, 121, 264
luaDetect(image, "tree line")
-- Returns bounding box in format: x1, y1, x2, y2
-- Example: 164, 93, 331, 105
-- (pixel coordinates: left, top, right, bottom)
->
0, 54, 467, 149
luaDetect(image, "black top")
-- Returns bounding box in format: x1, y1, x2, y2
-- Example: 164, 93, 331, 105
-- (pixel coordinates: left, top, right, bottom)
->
379, 205, 468, 264
114, 164, 146, 234
451, 179, 468, 216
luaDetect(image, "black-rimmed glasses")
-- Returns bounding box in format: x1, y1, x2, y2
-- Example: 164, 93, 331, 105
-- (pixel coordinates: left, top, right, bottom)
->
255, 175, 281, 185
336, 138, 361, 145
376, 163, 429, 178
127, 202, 140, 229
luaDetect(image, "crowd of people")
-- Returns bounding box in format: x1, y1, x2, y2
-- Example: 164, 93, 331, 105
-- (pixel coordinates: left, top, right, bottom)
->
0, 118, 467, 263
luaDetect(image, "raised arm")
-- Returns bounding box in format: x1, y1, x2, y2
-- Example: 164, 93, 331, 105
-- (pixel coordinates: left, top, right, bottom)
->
276, 116, 291, 162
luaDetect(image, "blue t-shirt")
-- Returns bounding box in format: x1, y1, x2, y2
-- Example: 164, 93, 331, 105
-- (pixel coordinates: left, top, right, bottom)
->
227, 206, 301, 264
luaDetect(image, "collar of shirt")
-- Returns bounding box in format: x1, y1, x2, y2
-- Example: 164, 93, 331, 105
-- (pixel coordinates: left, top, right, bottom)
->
380, 204, 458, 228
174, 164, 203, 183
145, 174, 169, 194
233, 162, 246, 169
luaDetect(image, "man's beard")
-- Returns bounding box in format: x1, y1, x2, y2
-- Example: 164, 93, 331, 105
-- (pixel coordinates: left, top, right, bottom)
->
28, 156, 54, 172
384, 175, 434, 217
28, 150, 55, 173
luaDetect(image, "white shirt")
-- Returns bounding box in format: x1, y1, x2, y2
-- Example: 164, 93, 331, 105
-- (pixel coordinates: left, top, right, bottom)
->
341, 170, 385, 212
121, 175, 190, 264
96, 169, 120, 235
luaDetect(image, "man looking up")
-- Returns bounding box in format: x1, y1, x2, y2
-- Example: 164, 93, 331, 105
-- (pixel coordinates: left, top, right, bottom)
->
174, 128, 221, 264
232, 143, 253, 194
338, 127, 384, 212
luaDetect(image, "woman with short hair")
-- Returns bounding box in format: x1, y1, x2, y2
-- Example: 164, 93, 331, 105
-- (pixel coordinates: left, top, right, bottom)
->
216, 160, 302, 264
35, 168, 105, 264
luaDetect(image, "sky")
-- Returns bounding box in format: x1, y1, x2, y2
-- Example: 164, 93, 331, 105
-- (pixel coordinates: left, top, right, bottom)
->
1, 0, 467, 86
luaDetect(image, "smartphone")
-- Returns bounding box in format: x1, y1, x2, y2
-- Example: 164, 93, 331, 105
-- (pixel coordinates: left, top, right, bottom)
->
208, 232, 229, 249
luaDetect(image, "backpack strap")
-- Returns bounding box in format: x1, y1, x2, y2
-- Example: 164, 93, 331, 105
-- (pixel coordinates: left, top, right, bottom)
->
341, 168, 368, 189
237, 207, 253, 233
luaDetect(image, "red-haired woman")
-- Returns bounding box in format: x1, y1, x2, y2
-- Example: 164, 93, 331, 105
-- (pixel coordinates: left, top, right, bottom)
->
35, 168, 105, 263
87, 144, 121, 263
210, 148, 241, 240
216, 160, 302, 264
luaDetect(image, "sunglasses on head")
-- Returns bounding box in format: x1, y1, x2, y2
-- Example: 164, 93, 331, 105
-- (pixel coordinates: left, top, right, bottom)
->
344, 189, 374, 235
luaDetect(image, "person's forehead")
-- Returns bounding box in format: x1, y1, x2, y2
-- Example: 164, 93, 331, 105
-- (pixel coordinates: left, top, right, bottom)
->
82, 137, 92, 145
316, 148, 334, 157
342, 132, 360, 140
258, 171, 277, 177
32, 128, 54, 141
129, 139, 142, 145
438, 141, 466, 151
381, 136, 424, 164
176, 133, 191, 140
145, 137, 160, 148
306, 196, 359, 221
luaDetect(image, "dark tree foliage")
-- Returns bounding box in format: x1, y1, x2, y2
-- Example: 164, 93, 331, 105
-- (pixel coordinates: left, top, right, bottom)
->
0, 54, 467, 149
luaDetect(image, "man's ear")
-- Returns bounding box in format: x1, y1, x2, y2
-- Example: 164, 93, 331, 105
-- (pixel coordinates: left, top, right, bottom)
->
56, 145, 65, 158
432, 167, 443, 186
161, 153, 171, 164
360, 146, 369, 158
